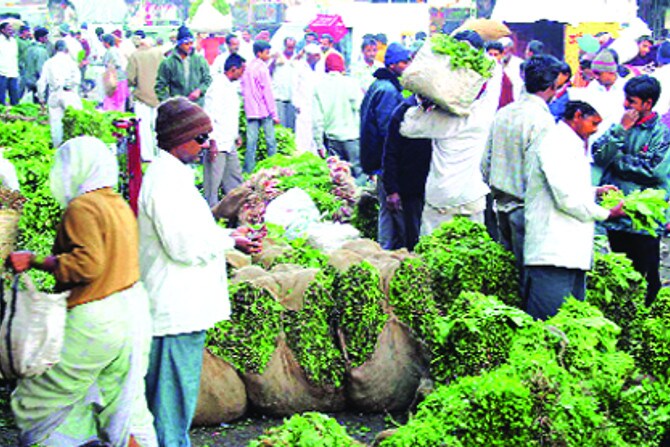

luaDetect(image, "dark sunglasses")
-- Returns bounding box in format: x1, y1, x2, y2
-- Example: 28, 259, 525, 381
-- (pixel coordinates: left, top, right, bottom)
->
194, 133, 209, 145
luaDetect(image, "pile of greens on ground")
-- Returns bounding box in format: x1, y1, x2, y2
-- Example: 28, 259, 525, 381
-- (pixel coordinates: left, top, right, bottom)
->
600, 188, 669, 237
430, 33, 495, 78
415, 217, 521, 312
247, 412, 363, 447
329, 262, 388, 369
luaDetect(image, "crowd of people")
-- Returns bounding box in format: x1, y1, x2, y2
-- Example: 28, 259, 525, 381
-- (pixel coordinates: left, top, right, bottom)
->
1, 15, 670, 447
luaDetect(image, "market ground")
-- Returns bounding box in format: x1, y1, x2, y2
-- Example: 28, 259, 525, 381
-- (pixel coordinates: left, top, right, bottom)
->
0, 240, 668, 446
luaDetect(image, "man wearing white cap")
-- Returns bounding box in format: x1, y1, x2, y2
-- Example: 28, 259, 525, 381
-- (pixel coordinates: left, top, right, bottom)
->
499, 37, 524, 100
291, 43, 323, 153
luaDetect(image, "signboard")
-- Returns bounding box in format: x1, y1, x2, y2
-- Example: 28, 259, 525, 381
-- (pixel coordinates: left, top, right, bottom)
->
564, 22, 621, 74
429, 5, 476, 34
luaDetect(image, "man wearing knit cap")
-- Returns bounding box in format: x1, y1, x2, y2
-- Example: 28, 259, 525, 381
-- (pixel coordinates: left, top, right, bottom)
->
155, 25, 212, 107
360, 42, 411, 249
240, 40, 279, 172
313, 52, 364, 181
139, 96, 259, 447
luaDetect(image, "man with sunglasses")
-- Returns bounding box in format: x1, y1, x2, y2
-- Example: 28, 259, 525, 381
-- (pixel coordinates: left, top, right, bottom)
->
138, 97, 260, 446
155, 25, 211, 107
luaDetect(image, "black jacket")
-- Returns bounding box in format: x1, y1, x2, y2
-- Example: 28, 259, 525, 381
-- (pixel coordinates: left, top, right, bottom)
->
360, 67, 404, 175
382, 97, 432, 199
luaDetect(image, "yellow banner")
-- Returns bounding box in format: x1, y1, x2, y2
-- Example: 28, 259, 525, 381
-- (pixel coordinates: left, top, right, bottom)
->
564, 22, 621, 74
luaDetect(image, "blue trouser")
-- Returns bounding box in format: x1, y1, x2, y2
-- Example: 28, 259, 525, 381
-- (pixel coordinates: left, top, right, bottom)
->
525, 266, 586, 320
377, 177, 405, 250
145, 331, 206, 447
244, 117, 277, 173
0, 75, 20, 106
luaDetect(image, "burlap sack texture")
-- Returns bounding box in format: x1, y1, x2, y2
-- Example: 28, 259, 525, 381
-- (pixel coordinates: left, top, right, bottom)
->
327, 246, 429, 413
193, 349, 248, 426
227, 265, 346, 416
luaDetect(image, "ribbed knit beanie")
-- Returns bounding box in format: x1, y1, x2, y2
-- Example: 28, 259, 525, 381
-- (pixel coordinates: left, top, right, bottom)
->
156, 97, 213, 150
177, 25, 193, 45
592, 50, 617, 73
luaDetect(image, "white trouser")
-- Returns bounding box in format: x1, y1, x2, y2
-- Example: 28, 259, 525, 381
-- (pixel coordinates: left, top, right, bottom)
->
420, 196, 486, 236
48, 90, 82, 148
134, 101, 157, 162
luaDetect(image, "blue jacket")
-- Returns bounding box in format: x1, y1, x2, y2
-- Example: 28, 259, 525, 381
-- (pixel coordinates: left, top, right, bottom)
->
360, 67, 404, 175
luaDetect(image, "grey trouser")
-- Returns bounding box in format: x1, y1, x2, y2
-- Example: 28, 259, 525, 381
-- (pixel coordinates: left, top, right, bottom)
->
497, 207, 525, 295
203, 150, 243, 207
276, 100, 296, 131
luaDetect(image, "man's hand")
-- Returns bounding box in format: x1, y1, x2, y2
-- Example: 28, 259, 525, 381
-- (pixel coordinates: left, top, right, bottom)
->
273, 117, 280, 125
207, 140, 218, 162
386, 192, 402, 212
231, 227, 263, 254
235, 137, 243, 148
596, 185, 618, 197
6, 251, 34, 273
317, 147, 327, 159
608, 200, 626, 219
621, 109, 640, 131
187, 89, 202, 101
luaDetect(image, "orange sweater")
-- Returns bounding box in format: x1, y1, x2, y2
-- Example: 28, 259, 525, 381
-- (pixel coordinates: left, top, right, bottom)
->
52, 188, 140, 308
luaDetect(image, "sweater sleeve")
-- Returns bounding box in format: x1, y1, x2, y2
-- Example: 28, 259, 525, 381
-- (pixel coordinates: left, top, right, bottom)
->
592, 124, 627, 168
154, 59, 170, 102
382, 106, 405, 196
260, 66, 278, 120
612, 126, 670, 187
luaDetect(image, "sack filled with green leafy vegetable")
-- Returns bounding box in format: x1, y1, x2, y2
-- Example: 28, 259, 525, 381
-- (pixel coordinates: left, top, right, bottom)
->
401, 33, 495, 116
208, 265, 346, 416
329, 261, 428, 412
193, 348, 247, 426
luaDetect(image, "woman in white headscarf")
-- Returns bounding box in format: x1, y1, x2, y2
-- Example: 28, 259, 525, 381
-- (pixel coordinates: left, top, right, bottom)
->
7, 136, 157, 447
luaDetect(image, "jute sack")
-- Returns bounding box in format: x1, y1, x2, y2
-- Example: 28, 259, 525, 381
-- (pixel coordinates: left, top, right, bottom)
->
401, 40, 488, 116
342, 317, 428, 413
193, 349, 248, 426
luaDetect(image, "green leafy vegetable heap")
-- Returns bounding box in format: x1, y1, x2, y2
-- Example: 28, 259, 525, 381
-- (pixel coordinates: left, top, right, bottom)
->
248, 412, 363, 447
387, 257, 439, 339
427, 292, 533, 384
330, 262, 388, 368
239, 109, 297, 165
283, 271, 345, 388
63, 101, 133, 145
415, 217, 521, 312
586, 251, 648, 351
270, 236, 329, 269
206, 282, 283, 374
350, 187, 379, 240
630, 287, 670, 380
189, 0, 230, 18
600, 188, 669, 237
429, 33, 495, 78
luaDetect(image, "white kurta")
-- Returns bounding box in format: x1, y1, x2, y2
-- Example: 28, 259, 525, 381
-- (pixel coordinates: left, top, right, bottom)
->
138, 151, 234, 337
524, 121, 610, 270
204, 74, 240, 153
291, 60, 321, 154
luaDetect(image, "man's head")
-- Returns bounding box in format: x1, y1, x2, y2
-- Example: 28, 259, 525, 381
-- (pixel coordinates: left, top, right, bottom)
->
579, 54, 595, 82
304, 43, 321, 68
18, 25, 31, 39
361, 38, 378, 65
304, 31, 317, 43
657, 41, 670, 67
485, 41, 504, 62
54, 39, 68, 54
34, 27, 48, 43
415, 31, 427, 42
563, 100, 602, 141
284, 36, 296, 55
556, 62, 572, 89
384, 42, 411, 76
241, 29, 252, 43
176, 25, 194, 56
224, 53, 246, 81
453, 30, 484, 50
58, 23, 70, 37
623, 75, 661, 117
225, 34, 240, 53
523, 54, 562, 102
253, 40, 271, 61
156, 97, 213, 163
320, 33, 334, 52
325, 52, 345, 73
0, 22, 14, 38
95, 26, 104, 38
101, 33, 115, 49
498, 36, 515, 64
591, 49, 618, 89
525, 40, 544, 59
375, 33, 388, 46
637, 35, 654, 58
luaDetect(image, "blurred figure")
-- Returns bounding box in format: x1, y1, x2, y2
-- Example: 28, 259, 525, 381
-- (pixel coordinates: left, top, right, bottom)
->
525, 40, 545, 59
0, 20, 20, 105
499, 36, 524, 100
23, 27, 49, 103
292, 43, 322, 154
351, 38, 383, 93
270, 37, 298, 130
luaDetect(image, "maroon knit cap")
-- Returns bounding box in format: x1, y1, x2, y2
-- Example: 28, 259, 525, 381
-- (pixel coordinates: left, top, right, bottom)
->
156, 97, 213, 150
325, 53, 345, 73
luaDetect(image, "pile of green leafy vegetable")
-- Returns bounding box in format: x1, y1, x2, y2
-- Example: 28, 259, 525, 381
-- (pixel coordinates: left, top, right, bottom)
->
630, 287, 670, 380
586, 251, 648, 351
62, 101, 132, 145
387, 257, 439, 339
427, 292, 533, 384
282, 271, 346, 388
600, 188, 669, 237
270, 236, 329, 269
248, 412, 363, 447
206, 282, 283, 374
414, 217, 521, 312
0, 119, 59, 290
430, 33, 495, 78
189, 0, 230, 17
330, 262, 388, 368
239, 109, 297, 165
350, 187, 379, 240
